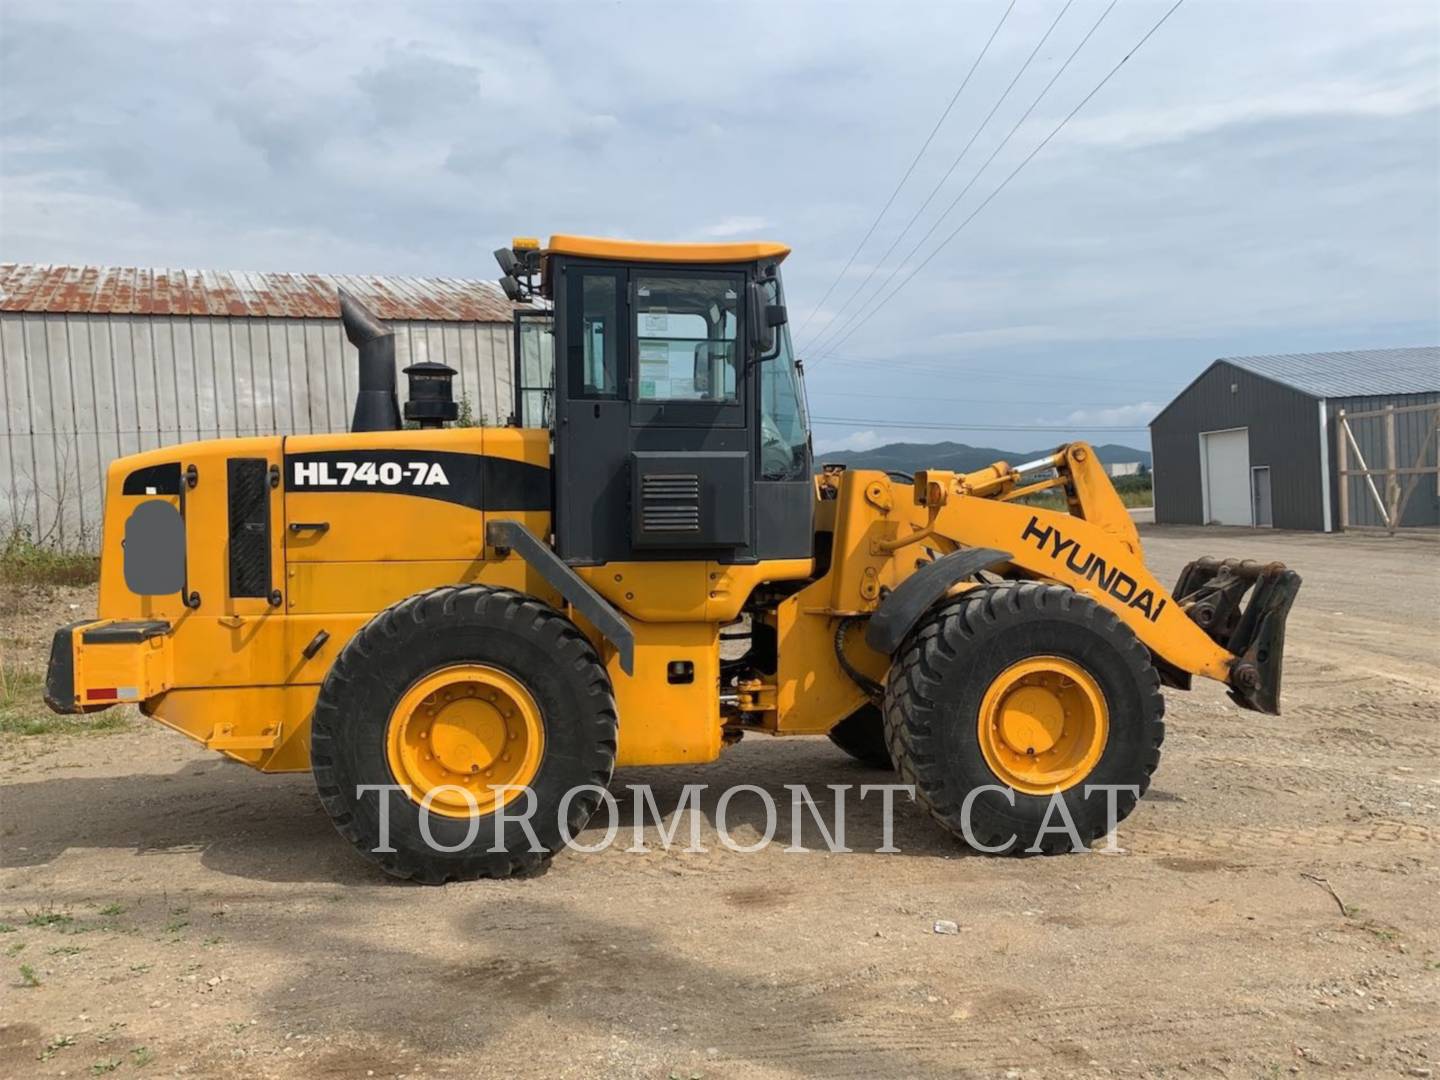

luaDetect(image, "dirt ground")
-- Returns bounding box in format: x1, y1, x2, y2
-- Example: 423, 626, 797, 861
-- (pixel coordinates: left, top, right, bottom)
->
1, 526, 1436, 1079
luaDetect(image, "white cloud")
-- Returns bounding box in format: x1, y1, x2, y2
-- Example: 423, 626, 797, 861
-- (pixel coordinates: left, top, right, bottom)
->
814, 428, 886, 454
697, 216, 772, 238
1044, 401, 1163, 428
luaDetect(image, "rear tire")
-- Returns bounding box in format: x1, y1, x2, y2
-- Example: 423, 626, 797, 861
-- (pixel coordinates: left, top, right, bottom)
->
827, 705, 893, 769
884, 583, 1164, 853
311, 585, 617, 883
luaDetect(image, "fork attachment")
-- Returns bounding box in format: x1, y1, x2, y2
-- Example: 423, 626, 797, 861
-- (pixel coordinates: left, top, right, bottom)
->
1173, 558, 1302, 715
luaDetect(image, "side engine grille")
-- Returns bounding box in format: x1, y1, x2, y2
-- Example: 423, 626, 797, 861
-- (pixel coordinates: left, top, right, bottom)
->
227, 458, 271, 598
640, 473, 700, 534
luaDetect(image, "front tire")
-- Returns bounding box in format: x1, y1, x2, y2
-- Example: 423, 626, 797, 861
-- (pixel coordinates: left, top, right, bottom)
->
311, 586, 617, 883
884, 583, 1164, 853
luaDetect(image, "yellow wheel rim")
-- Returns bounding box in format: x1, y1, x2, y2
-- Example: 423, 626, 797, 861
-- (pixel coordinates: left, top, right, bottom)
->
385, 664, 545, 819
977, 656, 1109, 795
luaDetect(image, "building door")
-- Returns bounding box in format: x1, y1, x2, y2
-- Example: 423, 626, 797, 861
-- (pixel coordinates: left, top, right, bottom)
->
1251, 465, 1273, 527
1201, 427, 1251, 525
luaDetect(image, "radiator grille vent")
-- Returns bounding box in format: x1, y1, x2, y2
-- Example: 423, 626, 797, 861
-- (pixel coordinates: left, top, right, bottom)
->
640, 472, 701, 533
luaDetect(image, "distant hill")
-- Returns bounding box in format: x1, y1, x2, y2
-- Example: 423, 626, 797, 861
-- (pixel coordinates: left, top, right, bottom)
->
815, 440, 1151, 474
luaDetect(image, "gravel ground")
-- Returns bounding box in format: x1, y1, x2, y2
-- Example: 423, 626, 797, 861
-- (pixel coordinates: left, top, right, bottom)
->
0, 525, 1436, 1079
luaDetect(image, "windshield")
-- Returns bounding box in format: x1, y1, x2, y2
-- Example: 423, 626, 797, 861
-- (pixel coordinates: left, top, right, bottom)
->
759, 274, 811, 481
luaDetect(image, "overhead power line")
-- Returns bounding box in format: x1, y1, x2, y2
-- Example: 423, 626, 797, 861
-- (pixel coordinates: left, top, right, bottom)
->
809, 414, 1152, 433
803, 0, 1078, 356
810, 0, 1123, 363
811, 388, 1156, 408
819, 353, 1177, 392
791, 0, 1017, 342
811, 0, 1188, 363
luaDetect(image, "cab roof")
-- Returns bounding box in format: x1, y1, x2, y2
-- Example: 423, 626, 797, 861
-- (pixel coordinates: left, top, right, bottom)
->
543, 235, 790, 265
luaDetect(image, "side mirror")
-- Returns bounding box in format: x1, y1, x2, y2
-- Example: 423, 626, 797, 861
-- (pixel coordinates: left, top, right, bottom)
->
748, 283, 775, 355
765, 303, 788, 328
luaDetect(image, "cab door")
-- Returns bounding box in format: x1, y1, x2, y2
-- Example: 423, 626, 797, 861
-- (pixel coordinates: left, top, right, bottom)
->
551, 259, 755, 565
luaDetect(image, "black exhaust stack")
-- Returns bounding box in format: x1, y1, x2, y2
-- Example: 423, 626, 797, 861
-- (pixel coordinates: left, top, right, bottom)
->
338, 288, 401, 433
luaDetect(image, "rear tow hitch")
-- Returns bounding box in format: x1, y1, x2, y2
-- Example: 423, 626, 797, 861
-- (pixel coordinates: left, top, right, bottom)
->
1173, 557, 1303, 715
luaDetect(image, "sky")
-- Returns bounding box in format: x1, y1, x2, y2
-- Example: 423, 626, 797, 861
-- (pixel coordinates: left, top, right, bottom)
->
2, 0, 1437, 454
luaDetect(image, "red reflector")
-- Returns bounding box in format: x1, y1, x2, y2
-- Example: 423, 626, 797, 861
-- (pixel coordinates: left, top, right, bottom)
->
86, 688, 117, 700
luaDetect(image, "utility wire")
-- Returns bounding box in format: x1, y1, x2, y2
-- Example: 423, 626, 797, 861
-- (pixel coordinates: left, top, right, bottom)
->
812, 0, 1187, 363
803, 0, 1076, 356
820, 354, 1176, 391
791, 0, 1017, 342
812, 388, 1158, 408
809, 414, 1151, 432
810, 0, 1123, 363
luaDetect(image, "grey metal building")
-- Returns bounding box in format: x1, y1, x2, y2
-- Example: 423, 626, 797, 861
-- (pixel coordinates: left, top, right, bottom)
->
1150, 347, 1440, 531
1, 264, 521, 551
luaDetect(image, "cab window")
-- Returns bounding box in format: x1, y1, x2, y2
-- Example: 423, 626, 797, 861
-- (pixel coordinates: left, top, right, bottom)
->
633, 275, 739, 403
759, 278, 811, 481
569, 272, 621, 399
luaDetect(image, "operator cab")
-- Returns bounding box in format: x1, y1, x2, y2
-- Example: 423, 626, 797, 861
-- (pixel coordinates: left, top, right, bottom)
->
497, 235, 812, 566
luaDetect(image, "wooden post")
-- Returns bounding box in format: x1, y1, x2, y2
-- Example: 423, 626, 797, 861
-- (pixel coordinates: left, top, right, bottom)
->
1384, 404, 1398, 534
1336, 409, 1349, 532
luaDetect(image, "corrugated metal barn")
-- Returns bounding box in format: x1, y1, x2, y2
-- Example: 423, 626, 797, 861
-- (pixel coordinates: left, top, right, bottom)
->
1151, 347, 1440, 531
0, 264, 521, 551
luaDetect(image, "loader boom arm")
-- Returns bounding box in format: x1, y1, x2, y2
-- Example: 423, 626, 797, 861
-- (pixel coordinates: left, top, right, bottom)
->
906, 443, 1295, 710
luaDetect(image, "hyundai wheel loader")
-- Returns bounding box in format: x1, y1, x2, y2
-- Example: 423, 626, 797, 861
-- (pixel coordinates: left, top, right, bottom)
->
45, 236, 1300, 882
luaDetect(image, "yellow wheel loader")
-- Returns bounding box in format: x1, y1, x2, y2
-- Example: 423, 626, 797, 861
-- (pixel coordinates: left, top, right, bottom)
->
45, 236, 1300, 882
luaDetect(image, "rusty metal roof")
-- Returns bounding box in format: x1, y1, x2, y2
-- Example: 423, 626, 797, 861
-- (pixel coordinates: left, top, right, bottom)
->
0, 264, 520, 323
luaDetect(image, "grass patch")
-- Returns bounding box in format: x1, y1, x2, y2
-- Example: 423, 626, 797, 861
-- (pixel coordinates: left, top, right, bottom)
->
26, 910, 74, 929
98, 903, 125, 917
40, 1034, 77, 1061
1, 661, 134, 737
18, 962, 40, 987
0, 527, 99, 587
1016, 472, 1153, 511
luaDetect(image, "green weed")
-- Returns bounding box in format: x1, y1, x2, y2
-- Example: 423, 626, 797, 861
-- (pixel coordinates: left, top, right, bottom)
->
26, 909, 73, 929
40, 1034, 76, 1061
0, 526, 99, 586
0, 661, 134, 737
